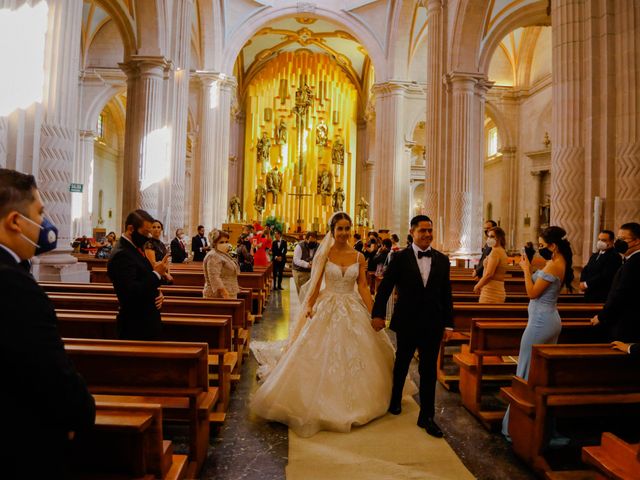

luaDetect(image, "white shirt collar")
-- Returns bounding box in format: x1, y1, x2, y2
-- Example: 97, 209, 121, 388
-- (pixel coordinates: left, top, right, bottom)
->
0, 243, 21, 263
626, 249, 640, 260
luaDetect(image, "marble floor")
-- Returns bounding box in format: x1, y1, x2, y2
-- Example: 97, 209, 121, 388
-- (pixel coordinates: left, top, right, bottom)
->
192, 280, 537, 480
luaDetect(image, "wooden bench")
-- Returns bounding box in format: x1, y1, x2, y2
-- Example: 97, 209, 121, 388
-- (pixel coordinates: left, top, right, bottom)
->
582, 432, 640, 480
452, 293, 592, 304
437, 303, 603, 389
64, 338, 217, 478
500, 344, 640, 475
70, 401, 187, 479
56, 309, 235, 415
454, 318, 596, 429
450, 276, 526, 294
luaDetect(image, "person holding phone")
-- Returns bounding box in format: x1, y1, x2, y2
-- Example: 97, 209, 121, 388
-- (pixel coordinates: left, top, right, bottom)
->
144, 220, 173, 284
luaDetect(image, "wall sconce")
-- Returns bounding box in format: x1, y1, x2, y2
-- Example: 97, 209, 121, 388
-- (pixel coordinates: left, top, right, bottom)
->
264, 108, 273, 122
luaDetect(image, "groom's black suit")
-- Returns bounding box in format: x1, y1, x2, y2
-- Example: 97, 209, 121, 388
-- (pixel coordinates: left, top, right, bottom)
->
372, 246, 453, 422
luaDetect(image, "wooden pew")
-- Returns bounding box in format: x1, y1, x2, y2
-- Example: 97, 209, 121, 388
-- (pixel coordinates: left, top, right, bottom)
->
438, 303, 603, 389
582, 432, 640, 480
452, 292, 592, 304
454, 318, 597, 429
500, 344, 640, 475
450, 276, 526, 294
64, 338, 217, 478
55, 310, 235, 414
71, 401, 187, 479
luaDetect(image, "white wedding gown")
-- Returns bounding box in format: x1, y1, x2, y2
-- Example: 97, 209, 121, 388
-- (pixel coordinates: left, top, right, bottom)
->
250, 260, 396, 438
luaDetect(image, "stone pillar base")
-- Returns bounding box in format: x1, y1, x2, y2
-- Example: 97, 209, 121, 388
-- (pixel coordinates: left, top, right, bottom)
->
31, 252, 90, 283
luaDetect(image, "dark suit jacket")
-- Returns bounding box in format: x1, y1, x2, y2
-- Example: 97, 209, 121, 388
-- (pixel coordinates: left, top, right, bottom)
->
372, 247, 454, 336
191, 234, 208, 261
598, 252, 640, 342
271, 239, 287, 262
354, 240, 364, 253
580, 248, 622, 302
170, 237, 188, 263
0, 247, 95, 476
474, 244, 492, 278
629, 343, 639, 357
107, 238, 162, 340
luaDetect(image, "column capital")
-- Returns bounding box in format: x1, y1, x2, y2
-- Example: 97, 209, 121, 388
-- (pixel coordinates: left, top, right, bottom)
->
425, 0, 443, 13
499, 146, 517, 155
119, 55, 170, 79
371, 80, 424, 97
79, 129, 95, 140
195, 71, 237, 90
446, 71, 486, 91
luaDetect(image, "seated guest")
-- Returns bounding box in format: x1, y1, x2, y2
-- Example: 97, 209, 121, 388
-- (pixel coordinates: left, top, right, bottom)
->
591, 222, 640, 341
236, 234, 254, 272
78, 235, 91, 253
144, 220, 168, 263
473, 227, 509, 303
95, 231, 117, 259
579, 229, 622, 302
203, 229, 239, 299
170, 228, 188, 263
612, 341, 639, 356
191, 224, 210, 261
0, 168, 96, 477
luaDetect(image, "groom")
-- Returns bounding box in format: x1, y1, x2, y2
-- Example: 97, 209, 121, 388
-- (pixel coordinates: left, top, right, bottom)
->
372, 215, 453, 438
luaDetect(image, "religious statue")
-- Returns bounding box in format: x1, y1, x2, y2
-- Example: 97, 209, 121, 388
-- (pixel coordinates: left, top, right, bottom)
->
228, 195, 241, 222
266, 167, 283, 203
331, 135, 344, 165
332, 186, 345, 212
357, 197, 369, 227
256, 132, 271, 173
276, 118, 287, 145
293, 83, 313, 118
316, 120, 328, 147
254, 184, 267, 217
317, 169, 332, 196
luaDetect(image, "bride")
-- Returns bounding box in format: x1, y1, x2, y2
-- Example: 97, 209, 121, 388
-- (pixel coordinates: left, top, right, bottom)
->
250, 212, 397, 437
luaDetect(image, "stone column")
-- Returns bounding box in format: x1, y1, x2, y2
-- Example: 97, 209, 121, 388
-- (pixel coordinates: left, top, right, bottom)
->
613, 0, 640, 226
499, 146, 518, 249
371, 81, 421, 234
550, 0, 585, 259
196, 72, 237, 230
73, 130, 95, 238
38, 0, 83, 246
120, 56, 169, 219
0, 116, 7, 167
424, 0, 444, 223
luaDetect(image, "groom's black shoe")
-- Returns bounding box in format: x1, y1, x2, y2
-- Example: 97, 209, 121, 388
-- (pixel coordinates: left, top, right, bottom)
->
387, 403, 402, 415
418, 417, 444, 438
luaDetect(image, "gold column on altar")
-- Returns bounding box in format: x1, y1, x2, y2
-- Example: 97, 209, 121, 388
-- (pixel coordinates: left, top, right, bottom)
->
243, 50, 358, 233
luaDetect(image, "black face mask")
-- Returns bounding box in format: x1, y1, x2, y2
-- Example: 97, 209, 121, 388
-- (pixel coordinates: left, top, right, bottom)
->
538, 247, 553, 260
131, 230, 148, 248
614, 239, 629, 254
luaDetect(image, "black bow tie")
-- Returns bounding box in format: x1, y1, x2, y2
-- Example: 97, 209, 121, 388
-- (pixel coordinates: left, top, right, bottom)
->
417, 250, 432, 259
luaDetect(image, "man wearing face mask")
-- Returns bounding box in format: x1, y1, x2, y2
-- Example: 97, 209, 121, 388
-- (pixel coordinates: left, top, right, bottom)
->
473, 220, 497, 280
591, 222, 640, 342
579, 230, 622, 302
292, 231, 318, 295
0, 169, 96, 477
107, 209, 169, 340
170, 228, 188, 263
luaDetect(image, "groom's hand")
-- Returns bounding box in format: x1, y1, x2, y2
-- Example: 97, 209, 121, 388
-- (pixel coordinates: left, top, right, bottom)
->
371, 317, 386, 331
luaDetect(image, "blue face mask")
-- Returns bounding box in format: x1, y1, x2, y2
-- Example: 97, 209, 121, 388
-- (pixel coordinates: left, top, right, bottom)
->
19, 214, 58, 255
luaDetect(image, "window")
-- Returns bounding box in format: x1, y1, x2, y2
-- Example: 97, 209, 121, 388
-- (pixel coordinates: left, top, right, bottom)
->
487, 127, 498, 157
96, 114, 105, 139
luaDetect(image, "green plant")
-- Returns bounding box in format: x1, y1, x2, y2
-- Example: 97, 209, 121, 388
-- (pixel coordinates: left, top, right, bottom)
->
264, 215, 285, 233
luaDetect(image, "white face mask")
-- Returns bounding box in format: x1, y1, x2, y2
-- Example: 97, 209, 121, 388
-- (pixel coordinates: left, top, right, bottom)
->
178, 234, 185, 240
596, 240, 608, 251
486, 237, 497, 248
217, 242, 231, 253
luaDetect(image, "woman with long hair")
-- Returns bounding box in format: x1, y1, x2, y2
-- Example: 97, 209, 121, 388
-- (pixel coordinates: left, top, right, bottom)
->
473, 226, 509, 303
502, 225, 574, 439
250, 212, 398, 437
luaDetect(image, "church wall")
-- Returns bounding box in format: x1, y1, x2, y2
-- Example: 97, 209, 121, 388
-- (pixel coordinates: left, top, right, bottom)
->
85, 21, 124, 69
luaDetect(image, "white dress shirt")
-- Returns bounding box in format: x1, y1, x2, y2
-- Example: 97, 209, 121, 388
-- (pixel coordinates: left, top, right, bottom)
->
411, 242, 432, 286
293, 242, 315, 269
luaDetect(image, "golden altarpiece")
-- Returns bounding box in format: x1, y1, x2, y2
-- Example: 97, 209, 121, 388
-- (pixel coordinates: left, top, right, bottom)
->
242, 50, 358, 233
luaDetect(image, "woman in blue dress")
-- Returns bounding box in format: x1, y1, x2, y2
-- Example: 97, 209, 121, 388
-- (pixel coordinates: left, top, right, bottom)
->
502, 226, 574, 439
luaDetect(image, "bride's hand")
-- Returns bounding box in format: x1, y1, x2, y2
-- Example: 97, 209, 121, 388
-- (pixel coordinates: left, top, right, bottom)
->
371, 317, 386, 331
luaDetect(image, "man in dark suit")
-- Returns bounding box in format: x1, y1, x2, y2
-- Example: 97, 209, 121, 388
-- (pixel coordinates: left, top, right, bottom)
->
353, 233, 364, 252
108, 209, 169, 340
591, 222, 640, 342
170, 227, 188, 263
271, 230, 287, 290
191, 224, 210, 261
579, 229, 622, 302
0, 168, 95, 477
372, 215, 453, 438
473, 219, 497, 279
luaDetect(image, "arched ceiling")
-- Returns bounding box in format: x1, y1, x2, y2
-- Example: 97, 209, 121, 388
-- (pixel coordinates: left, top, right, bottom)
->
238, 16, 372, 91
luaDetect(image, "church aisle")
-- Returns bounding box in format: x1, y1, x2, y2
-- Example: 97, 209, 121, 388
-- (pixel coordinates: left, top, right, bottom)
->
198, 278, 535, 480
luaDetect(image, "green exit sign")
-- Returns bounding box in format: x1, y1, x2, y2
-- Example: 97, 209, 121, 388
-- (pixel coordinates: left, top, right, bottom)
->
69, 183, 83, 193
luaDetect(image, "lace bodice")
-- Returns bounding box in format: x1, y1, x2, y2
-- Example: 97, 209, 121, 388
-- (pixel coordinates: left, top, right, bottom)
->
324, 261, 359, 294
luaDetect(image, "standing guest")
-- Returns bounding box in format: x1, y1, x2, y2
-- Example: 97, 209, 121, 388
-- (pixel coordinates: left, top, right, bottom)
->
372, 215, 454, 438
353, 233, 364, 252
0, 168, 96, 477
95, 231, 117, 259
170, 228, 188, 264
365, 232, 380, 294
473, 220, 498, 279
191, 225, 210, 261
390, 234, 401, 252
292, 231, 318, 295
271, 230, 287, 290
591, 222, 640, 341
236, 233, 254, 272
502, 226, 573, 439
253, 225, 272, 267
203, 229, 239, 299
473, 227, 509, 303
108, 209, 169, 340
144, 220, 168, 263
579, 229, 622, 303
406, 234, 413, 247
372, 238, 392, 292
